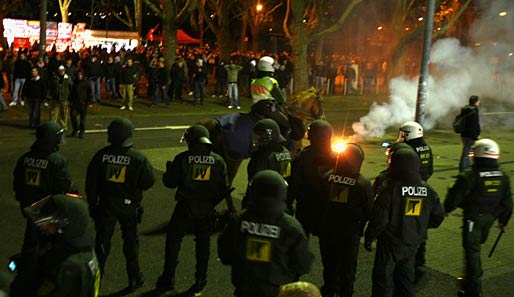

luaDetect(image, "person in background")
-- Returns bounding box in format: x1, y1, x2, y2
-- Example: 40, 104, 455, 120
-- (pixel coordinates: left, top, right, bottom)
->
69, 71, 92, 138
10, 52, 31, 107
22, 67, 46, 128
224, 59, 243, 109
459, 95, 481, 172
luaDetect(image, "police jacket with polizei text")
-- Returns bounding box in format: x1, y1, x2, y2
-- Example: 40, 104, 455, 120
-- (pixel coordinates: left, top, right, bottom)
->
288, 145, 334, 235
319, 170, 374, 235
444, 164, 513, 225
163, 146, 229, 217
13, 148, 73, 208
405, 138, 434, 181
364, 177, 445, 247
247, 143, 292, 182
217, 211, 313, 297
86, 145, 155, 210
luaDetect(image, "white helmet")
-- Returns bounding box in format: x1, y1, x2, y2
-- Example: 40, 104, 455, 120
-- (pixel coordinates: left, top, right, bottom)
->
398, 121, 423, 141
472, 139, 500, 159
257, 56, 275, 72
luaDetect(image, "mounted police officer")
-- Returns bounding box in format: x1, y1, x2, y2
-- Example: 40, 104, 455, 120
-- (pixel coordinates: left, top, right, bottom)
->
250, 56, 291, 141
218, 170, 313, 297
319, 143, 374, 297
156, 124, 230, 295
13, 122, 74, 256
86, 118, 155, 292
364, 148, 445, 297
10, 194, 99, 297
289, 119, 334, 235
241, 118, 292, 208
445, 139, 512, 297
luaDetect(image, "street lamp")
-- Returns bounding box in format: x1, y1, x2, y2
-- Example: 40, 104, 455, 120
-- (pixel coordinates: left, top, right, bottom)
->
256, 2, 263, 12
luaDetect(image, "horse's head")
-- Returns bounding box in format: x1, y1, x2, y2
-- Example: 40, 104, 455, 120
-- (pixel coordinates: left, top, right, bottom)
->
288, 87, 325, 121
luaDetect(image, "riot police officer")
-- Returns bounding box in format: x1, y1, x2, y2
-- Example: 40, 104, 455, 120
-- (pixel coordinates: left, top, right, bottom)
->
13, 122, 74, 255
398, 121, 434, 274
10, 194, 99, 297
444, 139, 512, 297
398, 121, 433, 181
156, 124, 230, 295
364, 148, 445, 297
372, 142, 414, 193
250, 56, 290, 140
288, 119, 334, 235
241, 118, 292, 208
218, 170, 313, 297
319, 143, 374, 297
86, 118, 155, 292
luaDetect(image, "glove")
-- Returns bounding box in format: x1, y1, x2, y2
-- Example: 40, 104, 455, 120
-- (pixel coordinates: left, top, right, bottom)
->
364, 241, 373, 252
166, 160, 173, 171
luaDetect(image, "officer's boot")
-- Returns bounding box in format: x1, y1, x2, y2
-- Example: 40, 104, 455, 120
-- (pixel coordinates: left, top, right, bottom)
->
155, 272, 175, 291
186, 279, 207, 296
128, 272, 144, 292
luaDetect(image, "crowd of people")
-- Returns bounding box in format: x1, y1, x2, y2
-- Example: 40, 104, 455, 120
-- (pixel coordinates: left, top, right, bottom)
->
3, 51, 512, 297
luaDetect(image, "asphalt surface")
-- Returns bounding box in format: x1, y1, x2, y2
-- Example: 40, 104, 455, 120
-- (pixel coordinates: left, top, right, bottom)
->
0, 94, 513, 297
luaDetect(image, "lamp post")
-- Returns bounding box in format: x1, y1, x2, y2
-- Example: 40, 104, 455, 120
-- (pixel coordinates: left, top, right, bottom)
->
415, 0, 436, 126
39, 0, 47, 58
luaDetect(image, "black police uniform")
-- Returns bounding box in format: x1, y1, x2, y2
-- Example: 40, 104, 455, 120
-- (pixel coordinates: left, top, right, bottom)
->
218, 170, 313, 297
242, 119, 292, 208
319, 144, 374, 297
13, 123, 73, 254
10, 194, 99, 297
364, 148, 445, 297
288, 120, 334, 235
405, 137, 433, 182
157, 125, 230, 293
86, 118, 155, 291
445, 158, 512, 297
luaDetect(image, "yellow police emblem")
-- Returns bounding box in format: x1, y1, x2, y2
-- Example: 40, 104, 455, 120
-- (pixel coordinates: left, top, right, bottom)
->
193, 164, 211, 181
246, 237, 272, 262
405, 197, 423, 216
25, 168, 41, 186
106, 165, 126, 183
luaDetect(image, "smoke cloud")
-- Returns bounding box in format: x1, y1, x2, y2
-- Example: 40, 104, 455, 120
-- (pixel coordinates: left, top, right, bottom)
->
352, 0, 514, 139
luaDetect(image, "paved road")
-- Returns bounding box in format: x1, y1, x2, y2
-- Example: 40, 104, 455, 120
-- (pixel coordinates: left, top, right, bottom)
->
0, 96, 513, 297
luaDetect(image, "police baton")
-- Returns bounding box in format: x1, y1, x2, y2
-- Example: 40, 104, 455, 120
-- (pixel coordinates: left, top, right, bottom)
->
488, 230, 504, 258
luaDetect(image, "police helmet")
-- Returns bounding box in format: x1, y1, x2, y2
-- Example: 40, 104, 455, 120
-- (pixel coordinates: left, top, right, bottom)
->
472, 139, 500, 159
340, 143, 365, 173
23, 194, 91, 246
108, 118, 134, 147
35, 122, 64, 149
390, 147, 420, 173
253, 119, 286, 147
183, 124, 212, 145
257, 56, 275, 73
398, 121, 423, 141
307, 120, 333, 144
248, 170, 288, 203
385, 142, 413, 164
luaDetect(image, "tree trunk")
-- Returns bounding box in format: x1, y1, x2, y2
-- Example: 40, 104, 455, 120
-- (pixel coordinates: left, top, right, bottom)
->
239, 13, 248, 51
162, 1, 177, 69
61, 7, 69, 23
291, 35, 309, 93
134, 0, 143, 39
218, 0, 233, 61
250, 22, 259, 52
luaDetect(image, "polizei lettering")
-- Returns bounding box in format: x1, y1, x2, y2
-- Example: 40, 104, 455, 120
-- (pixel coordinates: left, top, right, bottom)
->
188, 155, 215, 164
274, 152, 291, 162
401, 186, 427, 196
240, 220, 280, 238
23, 157, 48, 169
479, 171, 503, 178
102, 154, 131, 165
328, 175, 356, 186
415, 145, 430, 152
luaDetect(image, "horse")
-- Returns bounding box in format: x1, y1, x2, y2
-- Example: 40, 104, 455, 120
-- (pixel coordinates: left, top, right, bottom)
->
201, 87, 325, 186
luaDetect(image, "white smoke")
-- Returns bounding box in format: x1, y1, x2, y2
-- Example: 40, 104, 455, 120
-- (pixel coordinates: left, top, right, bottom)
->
352, 0, 514, 139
